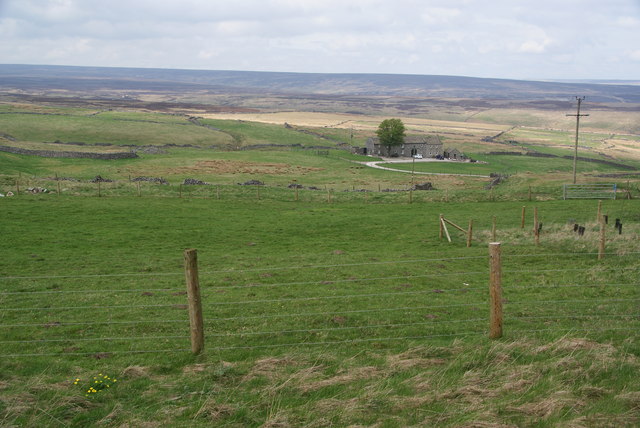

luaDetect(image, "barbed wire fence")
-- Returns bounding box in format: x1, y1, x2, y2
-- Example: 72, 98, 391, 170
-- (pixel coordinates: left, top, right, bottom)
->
0, 246, 638, 358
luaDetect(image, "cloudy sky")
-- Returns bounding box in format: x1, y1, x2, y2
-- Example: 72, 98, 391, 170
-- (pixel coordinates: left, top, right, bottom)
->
0, 0, 639, 80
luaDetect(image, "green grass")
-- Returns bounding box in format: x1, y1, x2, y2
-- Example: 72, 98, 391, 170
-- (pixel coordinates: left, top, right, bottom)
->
0, 196, 639, 426
199, 118, 341, 148
0, 112, 234, 147
1, 103, 639, 426
381, 153, 637, 176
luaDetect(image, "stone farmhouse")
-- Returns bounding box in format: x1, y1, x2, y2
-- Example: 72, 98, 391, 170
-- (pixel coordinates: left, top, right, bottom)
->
364, 135, 444, 158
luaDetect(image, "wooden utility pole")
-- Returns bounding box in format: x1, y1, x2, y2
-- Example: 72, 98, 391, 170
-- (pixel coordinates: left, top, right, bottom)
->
567, 97, 589, 184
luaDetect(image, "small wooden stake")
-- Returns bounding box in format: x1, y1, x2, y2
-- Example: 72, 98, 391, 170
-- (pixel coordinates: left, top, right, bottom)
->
598, 215, 606, 260
597, 200, 602, 223
492, 216, 497, 241
521, 206, 526, 229
137, 181, 141, 197
533, 207, 539, 246
184, 249, 204, 354
57, 179, 61, 195
16, 178, 20, 195
489, 242, 503, 339
466, 219, 473, 248
98, 180, 101, 198
445, 189, 449, 202
441, 217, 451, 243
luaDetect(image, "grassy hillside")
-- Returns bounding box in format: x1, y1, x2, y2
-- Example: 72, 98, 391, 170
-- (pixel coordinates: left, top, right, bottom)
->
0, 196, 638, 426
1, 98, 639, 426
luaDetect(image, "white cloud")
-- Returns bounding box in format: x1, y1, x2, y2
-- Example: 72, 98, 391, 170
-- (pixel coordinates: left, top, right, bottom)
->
0, 0, 638, 79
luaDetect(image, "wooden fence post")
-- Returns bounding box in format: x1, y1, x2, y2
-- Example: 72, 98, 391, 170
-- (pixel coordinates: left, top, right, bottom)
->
598, 215, 606, 260
57, 179, 61, 195
184, 249, 204, 354
492, 216, 497, 241
489, 242, 503, 339
597, 200, 602, 223
98, 180, 101, 198
439, 214, 444, 240
521, 206, 526, 229
216, 185, 221, 200
466, 219, 473, 248
533, 207, 539, 246
137, 181, 141, 197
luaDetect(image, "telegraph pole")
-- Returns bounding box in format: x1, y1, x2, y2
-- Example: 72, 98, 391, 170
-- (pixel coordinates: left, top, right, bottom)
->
567, 97, 589, 184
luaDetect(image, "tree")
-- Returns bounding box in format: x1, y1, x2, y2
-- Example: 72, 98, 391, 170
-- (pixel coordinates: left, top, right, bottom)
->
376, 119, 406, 156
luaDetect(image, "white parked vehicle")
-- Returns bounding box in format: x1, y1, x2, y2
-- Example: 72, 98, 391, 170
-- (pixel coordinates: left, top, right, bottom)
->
413, 154, 423, 159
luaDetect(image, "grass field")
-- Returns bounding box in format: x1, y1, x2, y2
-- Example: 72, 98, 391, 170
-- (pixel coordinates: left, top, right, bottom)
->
1, 99, 639, 426
1, 195, 639, 427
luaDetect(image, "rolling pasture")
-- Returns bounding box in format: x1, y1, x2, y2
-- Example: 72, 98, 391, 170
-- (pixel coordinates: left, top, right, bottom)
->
1, 195, 639, 427
1, 97, 639, 426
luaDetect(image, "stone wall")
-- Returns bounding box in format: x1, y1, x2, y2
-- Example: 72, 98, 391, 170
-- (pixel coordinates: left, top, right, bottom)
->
0, 145, 138, 160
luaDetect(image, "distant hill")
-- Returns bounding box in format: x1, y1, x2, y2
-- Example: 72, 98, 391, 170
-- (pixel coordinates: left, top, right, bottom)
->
1, 64, 639, 103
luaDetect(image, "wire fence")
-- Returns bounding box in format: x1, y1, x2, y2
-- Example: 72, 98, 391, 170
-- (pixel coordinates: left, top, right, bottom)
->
0, 248, 638, 358
6, 173, 635, 204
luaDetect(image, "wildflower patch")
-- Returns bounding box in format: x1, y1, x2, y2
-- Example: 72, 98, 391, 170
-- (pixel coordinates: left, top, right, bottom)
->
73, 373, 117, 398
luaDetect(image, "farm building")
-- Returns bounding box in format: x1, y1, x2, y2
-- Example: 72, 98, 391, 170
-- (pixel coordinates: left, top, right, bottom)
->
443, 147, 466, 160
365, 135, 444, 158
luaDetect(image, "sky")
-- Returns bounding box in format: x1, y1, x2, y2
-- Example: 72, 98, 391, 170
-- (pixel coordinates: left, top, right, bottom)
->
0, 0, 639, 80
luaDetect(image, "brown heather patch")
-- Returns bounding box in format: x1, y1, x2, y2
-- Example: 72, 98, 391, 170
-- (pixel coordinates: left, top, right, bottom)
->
1, 392, 36, 417
563, 414, 640, 428
313, 397, 363, 417
509, 390, 584, 419
242, 357, 300, 382
534, 337, 618, 362
405, 373, 433, 394
386, 347, 448, 370
193, 400, 234, 422
182, 361, 234, 376
298, 366, 381, 393
261, 413, 293, 428
99, 403, 123, 425
117, 420, 162, 428
121, 365, 150, 379
169, 160, 324, 176
616, 391, 640, 409
454, 420, 518, 428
